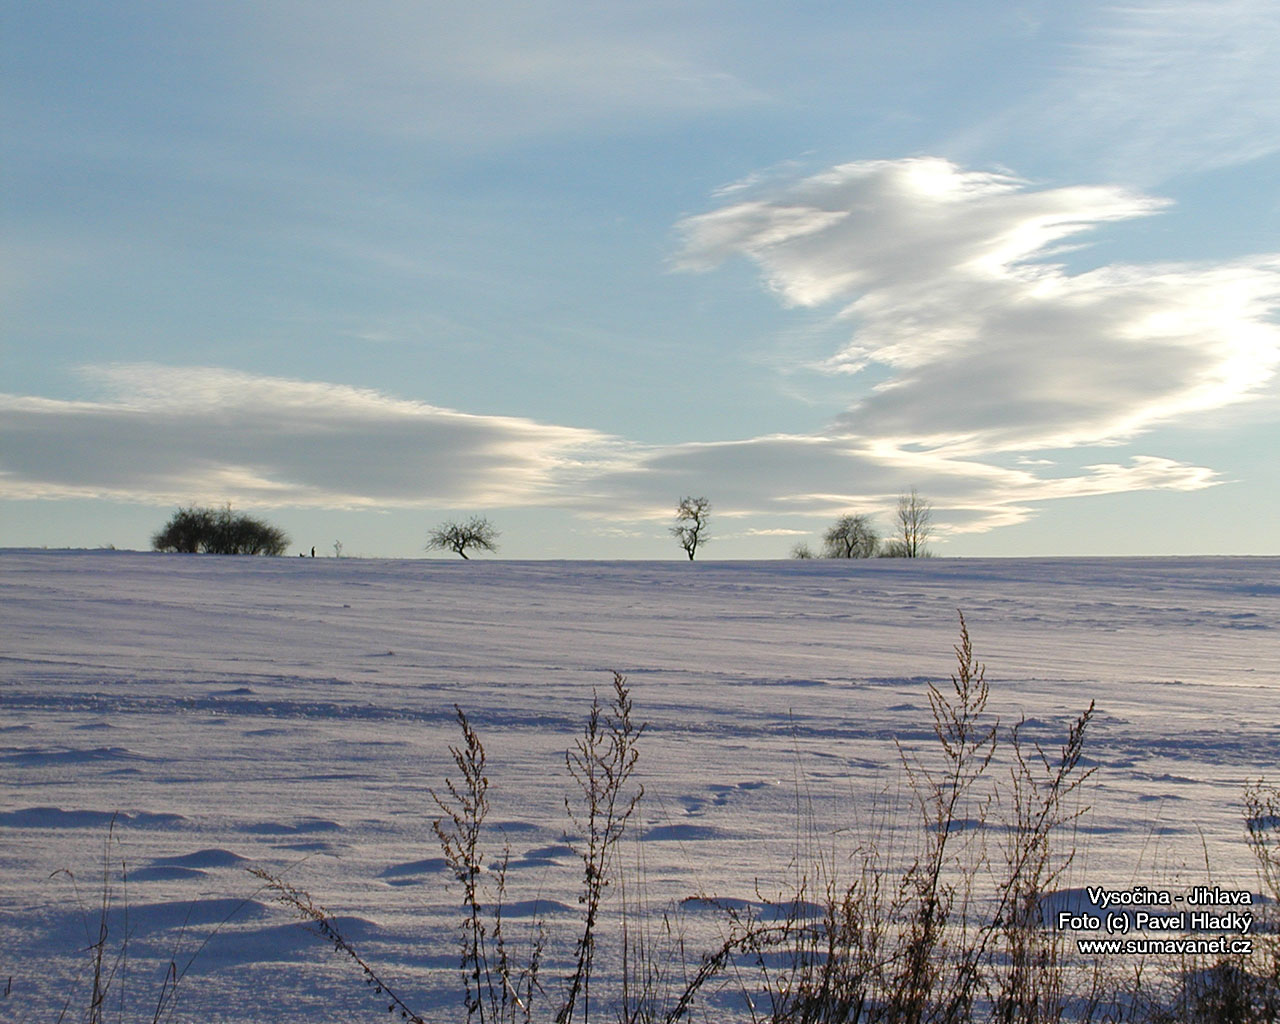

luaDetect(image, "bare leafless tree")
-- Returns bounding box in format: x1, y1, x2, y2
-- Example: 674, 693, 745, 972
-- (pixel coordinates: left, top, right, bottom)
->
427, 516, 500, 559
670, 496, 710, 561
895, 488, 933, 558
823, 513, 879, 558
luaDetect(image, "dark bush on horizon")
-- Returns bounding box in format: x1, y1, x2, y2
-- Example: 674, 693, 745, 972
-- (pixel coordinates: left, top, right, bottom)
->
151, 505, 289, 556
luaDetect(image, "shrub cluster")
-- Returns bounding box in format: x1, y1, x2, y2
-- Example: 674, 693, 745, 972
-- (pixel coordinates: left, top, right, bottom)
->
151, 505, 289, 556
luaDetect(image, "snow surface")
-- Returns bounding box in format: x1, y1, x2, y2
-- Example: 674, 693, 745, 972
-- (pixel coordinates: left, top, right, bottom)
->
2, 550, 1277, 1021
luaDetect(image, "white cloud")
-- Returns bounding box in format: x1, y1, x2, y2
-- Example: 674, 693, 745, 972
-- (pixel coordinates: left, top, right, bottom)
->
677, 158, 1280, 453
0, 365, 630, 509
0, 364, 1219, 541
2, 164, 1256, 541
576, 432, 1217, 536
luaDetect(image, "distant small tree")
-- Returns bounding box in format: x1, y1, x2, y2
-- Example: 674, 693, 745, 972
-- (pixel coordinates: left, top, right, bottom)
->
823, 513, 879, 558
894, 488, 933, 558
790, 542, 815, 559
427, 516, 499, 559
152, 505, 289, 556
671, 496, 711, 561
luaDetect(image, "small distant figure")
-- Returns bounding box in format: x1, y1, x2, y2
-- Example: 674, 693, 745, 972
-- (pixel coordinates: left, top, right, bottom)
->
310, 546, 315, 558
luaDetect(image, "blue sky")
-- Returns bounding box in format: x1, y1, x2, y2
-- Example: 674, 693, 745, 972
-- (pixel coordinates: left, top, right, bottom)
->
3, 1, 1278, 558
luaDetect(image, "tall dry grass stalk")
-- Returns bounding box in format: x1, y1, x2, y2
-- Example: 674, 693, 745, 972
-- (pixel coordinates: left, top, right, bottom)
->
251, 617, 1276, 1023
558, 673, 645, 1024
54, 815, 245, 1024
681, 613, 1098, 1023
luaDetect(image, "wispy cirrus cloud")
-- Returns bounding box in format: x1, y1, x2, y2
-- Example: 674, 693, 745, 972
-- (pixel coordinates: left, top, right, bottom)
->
245, 1, 762, 147
989, 0, 1280, 181
676, 157, 1280, 453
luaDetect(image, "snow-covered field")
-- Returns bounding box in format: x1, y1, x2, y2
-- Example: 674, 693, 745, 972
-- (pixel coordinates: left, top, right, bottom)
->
2, 550, 1277, 1021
